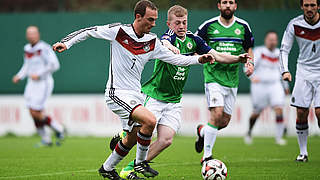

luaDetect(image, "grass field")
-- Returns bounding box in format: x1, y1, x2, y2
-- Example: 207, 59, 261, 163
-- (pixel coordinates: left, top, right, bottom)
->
0, 136, 319, 180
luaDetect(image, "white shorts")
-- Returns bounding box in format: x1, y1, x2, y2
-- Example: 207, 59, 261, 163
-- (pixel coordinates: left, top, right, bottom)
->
105, 89, 143, 132
144, 95, 182, 133
24, 77, 53, 111
251, 81, 285, 114
291, 77, 320, 108
205, 83, 238, 115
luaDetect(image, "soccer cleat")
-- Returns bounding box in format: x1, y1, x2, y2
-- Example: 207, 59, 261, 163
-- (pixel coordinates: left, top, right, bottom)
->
295, 154, 308, 162
34, 141, 52, 148
200, 156, 213, 166
275, 138, 287, 146
110, 131, 127, 151
134, 160, 158, 178
195, 124, 204, 153
55, 131, 65, 146
244, 134, 253, 145
120, 170, 145, 180
98, 165, 124, 180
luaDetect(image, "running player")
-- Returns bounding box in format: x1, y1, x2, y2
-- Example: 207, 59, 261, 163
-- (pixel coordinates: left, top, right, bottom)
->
12, 26, 64, 147
244, 31, 290, 145
52, 1, 215, 179
280, 0, 320, 162
110, 5, 250, 179
194, 0, 255, 164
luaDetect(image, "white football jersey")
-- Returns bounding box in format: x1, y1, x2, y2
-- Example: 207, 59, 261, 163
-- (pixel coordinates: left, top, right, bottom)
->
279, 15, 320, 80
16, 40, 60, 80
61, 23, 200, 92
252, 46, 281, 83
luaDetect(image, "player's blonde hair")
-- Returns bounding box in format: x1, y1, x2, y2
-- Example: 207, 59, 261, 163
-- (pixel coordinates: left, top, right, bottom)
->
167, 5, 188, 21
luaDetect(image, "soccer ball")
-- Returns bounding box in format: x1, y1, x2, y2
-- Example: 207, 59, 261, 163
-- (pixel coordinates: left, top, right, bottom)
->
201, 159, 227, 180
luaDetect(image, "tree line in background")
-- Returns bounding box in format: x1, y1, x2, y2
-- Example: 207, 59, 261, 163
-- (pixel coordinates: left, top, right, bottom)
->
1, 0, 300, 12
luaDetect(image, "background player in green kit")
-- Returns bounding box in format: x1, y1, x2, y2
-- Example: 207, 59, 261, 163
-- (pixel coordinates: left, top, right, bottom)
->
195, 0, 255, 164
111, 5, 251, 179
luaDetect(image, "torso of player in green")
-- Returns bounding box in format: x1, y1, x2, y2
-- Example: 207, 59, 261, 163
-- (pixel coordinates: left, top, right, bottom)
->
196, 16, 254, 87
142, 29, 211, 103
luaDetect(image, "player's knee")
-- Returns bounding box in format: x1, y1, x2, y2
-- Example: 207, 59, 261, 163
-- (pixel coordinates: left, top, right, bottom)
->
143, 115, 157, 131
296, 108, 309, 122
158, 137, 173, 148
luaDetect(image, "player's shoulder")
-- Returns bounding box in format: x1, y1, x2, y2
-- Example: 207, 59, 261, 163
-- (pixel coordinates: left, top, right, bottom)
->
288, 15, 304, 26
198, 16, 219, 30
234, 16, 252, 30
253, 45, 264, 52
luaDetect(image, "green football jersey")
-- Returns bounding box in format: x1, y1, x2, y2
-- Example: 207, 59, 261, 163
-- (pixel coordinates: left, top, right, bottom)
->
142, 29, 211, 103
196, 16, 254, 88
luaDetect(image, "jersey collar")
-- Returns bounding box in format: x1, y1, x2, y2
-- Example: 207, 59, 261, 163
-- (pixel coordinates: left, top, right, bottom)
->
218, 15, 236, 28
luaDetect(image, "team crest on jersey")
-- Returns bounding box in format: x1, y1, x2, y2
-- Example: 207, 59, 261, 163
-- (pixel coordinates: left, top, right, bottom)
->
162, 35, 170, 40
176, 43, 180, 49
213, 29, 220, 34
187, 42, 193, 50
143, 43, 150, 52
234, 28, 241, 35
123, 39, 129, 45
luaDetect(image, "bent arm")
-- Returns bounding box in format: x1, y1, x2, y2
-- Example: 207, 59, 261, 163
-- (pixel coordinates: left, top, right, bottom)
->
16, 59, 28, 80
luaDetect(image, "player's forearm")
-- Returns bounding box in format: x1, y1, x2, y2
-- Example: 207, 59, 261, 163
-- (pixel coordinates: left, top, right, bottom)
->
209, 49, 238, 64
16, 62, 28, 80
279, 48, 290, 74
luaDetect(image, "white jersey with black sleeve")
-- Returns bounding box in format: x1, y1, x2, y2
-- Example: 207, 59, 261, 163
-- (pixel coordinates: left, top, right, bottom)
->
61, 23, 201, 93
279, 15, 320, 80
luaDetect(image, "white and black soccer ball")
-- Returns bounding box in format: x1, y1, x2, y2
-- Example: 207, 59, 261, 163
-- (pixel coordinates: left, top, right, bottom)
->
201, 159, 227, 180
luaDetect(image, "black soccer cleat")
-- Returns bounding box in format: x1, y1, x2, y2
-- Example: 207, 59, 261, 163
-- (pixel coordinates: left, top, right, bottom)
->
295, 154, 308, 162
200, 156, 213, 166
134, 160, 159, 178
195, 124, 204, 153
109, 131, 127, 151
98, 165, 124, 180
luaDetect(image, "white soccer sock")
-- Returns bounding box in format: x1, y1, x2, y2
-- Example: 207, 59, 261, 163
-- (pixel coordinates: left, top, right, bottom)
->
103, 141, 130, 171
203, 124, 218, 159
136, 131, 152, 164
275, 122, 285, 141
46, 116, 64, 133
297, 129, 308, 156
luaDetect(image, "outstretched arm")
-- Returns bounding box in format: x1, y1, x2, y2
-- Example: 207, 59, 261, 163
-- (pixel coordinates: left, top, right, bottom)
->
208, 49, 250, 64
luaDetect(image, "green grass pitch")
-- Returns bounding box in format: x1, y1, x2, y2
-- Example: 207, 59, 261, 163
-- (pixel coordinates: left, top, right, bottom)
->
0, 136, 319, 180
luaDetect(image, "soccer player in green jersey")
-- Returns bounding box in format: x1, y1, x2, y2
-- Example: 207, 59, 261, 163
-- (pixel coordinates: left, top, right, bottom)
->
194, 0, 255, 164
110, 5, 251, 179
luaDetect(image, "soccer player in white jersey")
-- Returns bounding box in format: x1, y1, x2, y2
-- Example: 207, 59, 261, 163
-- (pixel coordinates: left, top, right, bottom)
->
52, 1, 214, 179
12, 26, 64, 147
107, 5, 250, 179
244, 31, 290, 145
280, 0, 320, 162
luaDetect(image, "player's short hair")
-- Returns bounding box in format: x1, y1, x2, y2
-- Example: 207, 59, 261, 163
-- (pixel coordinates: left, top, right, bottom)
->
300, 0, 320, 6
217, 0, 237, 3
167, 5, 188, 21
134, 0, 157, 18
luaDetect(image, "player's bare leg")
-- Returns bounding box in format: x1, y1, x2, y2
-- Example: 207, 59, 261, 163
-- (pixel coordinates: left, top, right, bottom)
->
274, 107, 287, 145
146, 124, 175, 161
29, 109, 52, 146
199, 107, 231, 163
315, 108, 320, 128
295, 107, 309, 162
245, 112, 259, 144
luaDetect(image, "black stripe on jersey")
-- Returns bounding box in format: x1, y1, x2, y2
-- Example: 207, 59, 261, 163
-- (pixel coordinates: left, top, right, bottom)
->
108, 88, 133, 113
61, 27, 97, 43
110, 44, 114, 88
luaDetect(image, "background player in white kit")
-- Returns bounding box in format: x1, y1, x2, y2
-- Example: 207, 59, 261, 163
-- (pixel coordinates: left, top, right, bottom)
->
280, 0, 320, 162
52, 1, 214, 179
12, 26, 64, 147
244, 31, 290, 145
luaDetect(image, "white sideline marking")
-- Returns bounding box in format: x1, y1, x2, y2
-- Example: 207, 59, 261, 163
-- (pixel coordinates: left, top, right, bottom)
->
0, 158, 287, 179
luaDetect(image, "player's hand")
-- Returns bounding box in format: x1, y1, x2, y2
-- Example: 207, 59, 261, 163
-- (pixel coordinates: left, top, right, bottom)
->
238, 53, 250, 63
282, 72, 292, 82
30, 74, 40, 80
250, 76, 260, 83
53, 42, 67, 53
12, 76, 20, 84
244, 61, 254, 77
198, 54, 215, 64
